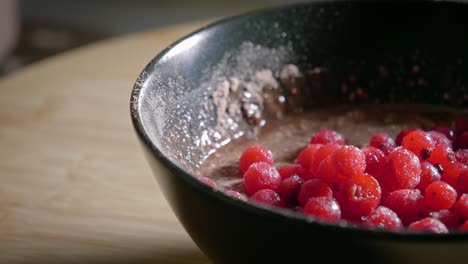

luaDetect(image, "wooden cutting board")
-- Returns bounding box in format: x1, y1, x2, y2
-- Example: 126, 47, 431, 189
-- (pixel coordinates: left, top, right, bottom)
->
0, 21, 212, 264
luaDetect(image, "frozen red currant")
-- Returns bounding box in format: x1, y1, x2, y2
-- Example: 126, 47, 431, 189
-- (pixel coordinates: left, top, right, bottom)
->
278, 164, 312, 180
310, 144, 340, 176
199, 176, 216, 187
278, 175, 304, 205
225, 190, 247, 201
362, 147, 386, 179
432, 125, 455, 142
380, 148, 421, 193
251, 189, 284, 207
337, 173, 381, 222
318, 145, 366, 188
370, 133, 396, 150
442, 162, 466, 191
402, 130, 435, 160
298, 179, 333, 207
310, 129, 345, 145
303, 196, 341, 223
361, 206, 402, 231
424, 181, 457, 211
416, 161, 441, 193
316, 155, 340, 188
428, 131, 452, 147
456, 149, 468, 165
296, 144, 322, 175
429, 210, 460, 229
243, 162, 281, 195
379, 143, 396, 156
396, 128, 420, 146
332, 145, 366, 178
454, 194, 468, 222
384, 189, 428, 225
427, 144, 456, 170
239, 145, 274, 175
408, 217, 449, 234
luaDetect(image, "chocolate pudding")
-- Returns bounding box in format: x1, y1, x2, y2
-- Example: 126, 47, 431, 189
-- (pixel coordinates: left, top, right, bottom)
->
197, 104, 458, 193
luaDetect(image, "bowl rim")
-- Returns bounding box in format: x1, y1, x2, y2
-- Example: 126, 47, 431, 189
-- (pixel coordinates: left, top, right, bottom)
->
130, 1, 468, 241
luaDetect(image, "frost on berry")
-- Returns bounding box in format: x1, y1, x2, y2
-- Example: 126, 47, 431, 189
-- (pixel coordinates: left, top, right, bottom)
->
384, 189, 428, 226
243, 162, 281, 195
304, 196, 341, 223
310, 129, 345, 145
401, 130, 435, 160
380, 148, 421, 193
298, 179, 332, 207
337, 173, 381, 222
361, 206, 403, 231
239, 145, 274, 175
408, 217, 449, 234
251, 189, 284, 207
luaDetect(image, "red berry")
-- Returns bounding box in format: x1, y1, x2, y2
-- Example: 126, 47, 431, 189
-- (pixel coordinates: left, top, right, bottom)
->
455, 115, 468, 136
458, 168, 468, 194
424, 181, 457, 211
278, 175, 304, 205
454, 193, 468, 222
396, 128, 420, 146
427, 144, 456, 170
361, 206, 403, 231
303, 196, 341, 223
362, 147, 386, 179
296, 144, 322, 174
337, 173, 381, 222
416, 161, 441, 193
298, 179, 333, 207
318, 146, 366, 188
408, 217, 449, 234
429, 210, 460, 229
225, 190, 247, 201
310, 144, 340, 176
455, 131, 468, 149
370, 133, 396, 150
428, 131, 452, 147
380, 148, 421, 193
459, 221, 468, 232
316, 155, 340, 188
199, 177, 216, 187
379, 143, 396, 155
278, 164, 312, 181
384, 189, 428, 225
239, 146, 274, 175
310, 129, 345, 145
456, 149, 468, 165
432, 125, 455, 142
441, 162, 466, 191
243, 162, 281, 195
332, 145, 366, 178
402, 130, 435, 160
251, 189, 283, 207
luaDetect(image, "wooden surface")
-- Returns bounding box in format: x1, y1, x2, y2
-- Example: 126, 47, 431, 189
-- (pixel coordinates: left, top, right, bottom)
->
0, 21, 213, 264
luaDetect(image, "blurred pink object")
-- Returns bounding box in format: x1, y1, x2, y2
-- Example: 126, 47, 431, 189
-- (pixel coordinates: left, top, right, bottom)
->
0, 0, 19, 64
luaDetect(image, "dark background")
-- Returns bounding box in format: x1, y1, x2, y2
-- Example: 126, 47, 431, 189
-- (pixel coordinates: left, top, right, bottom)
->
0, 0, 303, 76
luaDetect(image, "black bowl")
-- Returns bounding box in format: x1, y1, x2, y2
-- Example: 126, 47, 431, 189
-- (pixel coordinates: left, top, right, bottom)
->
131, 1, 468, 263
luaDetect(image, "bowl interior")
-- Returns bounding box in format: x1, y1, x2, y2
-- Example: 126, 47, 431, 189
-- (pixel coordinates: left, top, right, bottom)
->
133, 1, 467, 195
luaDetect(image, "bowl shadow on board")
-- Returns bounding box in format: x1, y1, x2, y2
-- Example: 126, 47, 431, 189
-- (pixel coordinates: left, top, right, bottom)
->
131, 1, 468, 264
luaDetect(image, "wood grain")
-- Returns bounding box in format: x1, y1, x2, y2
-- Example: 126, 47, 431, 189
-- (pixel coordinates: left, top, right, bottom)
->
0, 21, 213, 264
